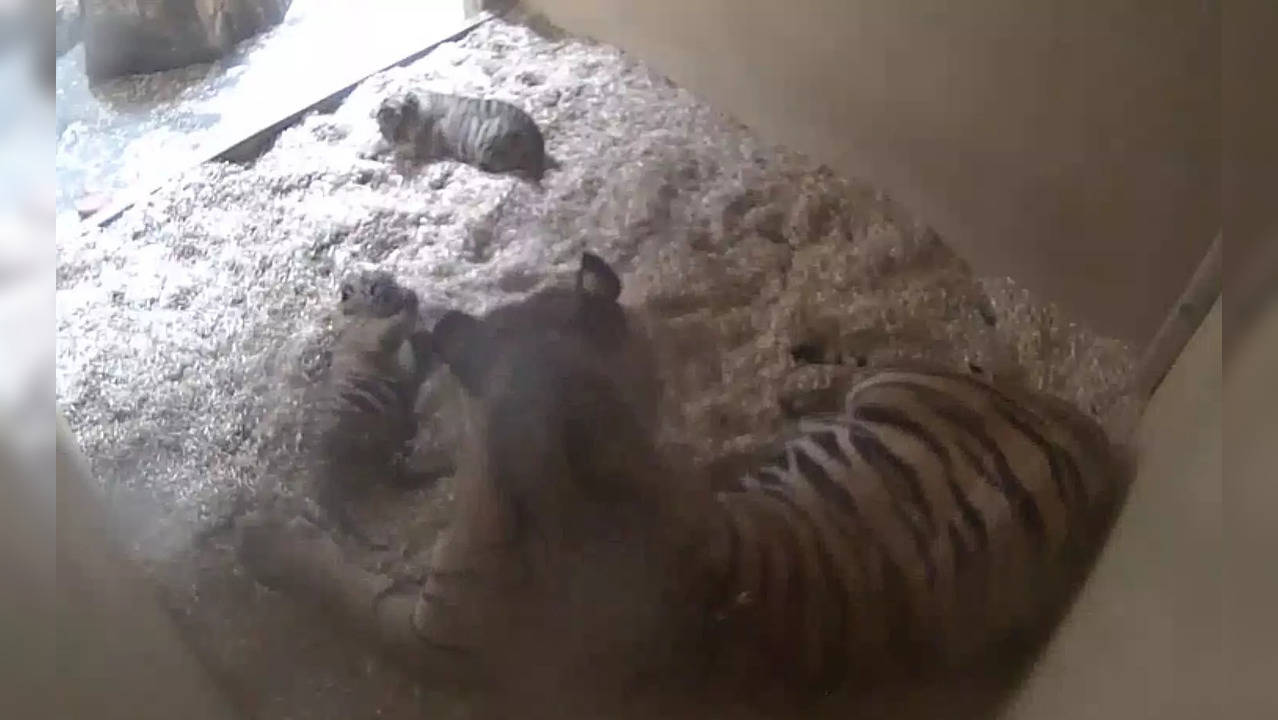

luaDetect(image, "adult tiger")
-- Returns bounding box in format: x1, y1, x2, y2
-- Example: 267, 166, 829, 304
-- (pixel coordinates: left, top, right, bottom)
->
238, 253, 1132, 719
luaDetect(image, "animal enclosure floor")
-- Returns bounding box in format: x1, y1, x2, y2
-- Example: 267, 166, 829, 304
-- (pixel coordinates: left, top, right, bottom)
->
55, 0, 466, 220
54, 16, 1138, 720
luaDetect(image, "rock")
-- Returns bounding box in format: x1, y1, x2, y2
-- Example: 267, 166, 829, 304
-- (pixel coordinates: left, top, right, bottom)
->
55, 0, 84, 57
82, 0, 292, 81
74, 192, 111, 219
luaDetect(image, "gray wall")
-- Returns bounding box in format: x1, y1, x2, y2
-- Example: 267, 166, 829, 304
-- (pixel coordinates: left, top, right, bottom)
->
520, 0, 1219, 344
1001, 299, 1223, 719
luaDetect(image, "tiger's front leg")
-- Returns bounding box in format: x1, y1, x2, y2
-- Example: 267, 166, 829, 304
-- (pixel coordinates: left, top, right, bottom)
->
233, 511, 428, 665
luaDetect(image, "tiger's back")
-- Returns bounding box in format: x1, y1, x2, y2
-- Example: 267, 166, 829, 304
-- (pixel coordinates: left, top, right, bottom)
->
710, 365, 1131, 695
441, 94, 547, 179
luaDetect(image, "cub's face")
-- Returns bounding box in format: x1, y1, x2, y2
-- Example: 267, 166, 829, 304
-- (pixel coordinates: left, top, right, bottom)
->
339, 269, 417, 320
333, 269, 424, 366
374, 94, 419, 144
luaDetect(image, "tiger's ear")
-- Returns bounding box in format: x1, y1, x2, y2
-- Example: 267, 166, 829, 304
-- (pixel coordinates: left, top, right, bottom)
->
408, 328, 438, 383
576, 252, 621, 303
432, 311, 488, 393
409, 327, 434, 360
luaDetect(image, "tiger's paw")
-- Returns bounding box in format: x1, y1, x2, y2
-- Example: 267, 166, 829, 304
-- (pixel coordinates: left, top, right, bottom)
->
234, 510, 346, 597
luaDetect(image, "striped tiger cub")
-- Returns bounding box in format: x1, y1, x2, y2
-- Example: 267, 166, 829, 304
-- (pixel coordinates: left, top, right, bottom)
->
311, 269, 436, 547
375, 90, 550, 181
238, 254, 1132, 718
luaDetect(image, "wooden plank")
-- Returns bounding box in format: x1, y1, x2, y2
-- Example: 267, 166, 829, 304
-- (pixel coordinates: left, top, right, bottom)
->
82, 10, 494, 233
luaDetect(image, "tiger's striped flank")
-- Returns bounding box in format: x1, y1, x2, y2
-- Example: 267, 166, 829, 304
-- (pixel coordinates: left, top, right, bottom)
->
711, 366, 1129, 695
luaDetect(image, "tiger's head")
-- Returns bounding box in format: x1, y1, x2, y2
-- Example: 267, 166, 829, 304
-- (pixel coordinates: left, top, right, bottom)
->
423, 253, 708, 706
431, 252, 664, 530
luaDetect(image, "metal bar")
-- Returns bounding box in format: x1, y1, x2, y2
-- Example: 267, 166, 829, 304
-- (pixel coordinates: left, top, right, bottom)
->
1135, 231, 1223, 403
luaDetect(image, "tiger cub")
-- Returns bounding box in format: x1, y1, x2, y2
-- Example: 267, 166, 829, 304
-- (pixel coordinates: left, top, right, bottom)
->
311, 269, 436, 547
375, 90, 550, 181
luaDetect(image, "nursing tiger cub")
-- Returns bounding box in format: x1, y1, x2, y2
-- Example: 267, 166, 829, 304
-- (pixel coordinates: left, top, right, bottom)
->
240, 254, 1132, 718
311, 269, 437, 546
375, 90, 550, 181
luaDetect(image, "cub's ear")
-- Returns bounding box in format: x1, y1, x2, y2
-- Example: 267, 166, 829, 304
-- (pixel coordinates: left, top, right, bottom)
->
432, 311, 488, 393
401, 93, 420, 118
576, 252, 621, 303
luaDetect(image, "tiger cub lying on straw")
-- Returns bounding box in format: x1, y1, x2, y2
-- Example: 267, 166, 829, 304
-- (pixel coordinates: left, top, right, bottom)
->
375, 90, 551, 182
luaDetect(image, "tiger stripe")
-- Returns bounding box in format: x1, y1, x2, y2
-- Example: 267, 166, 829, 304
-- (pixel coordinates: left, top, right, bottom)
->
332, 372, 406, 421
707, 366, 1127, 690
